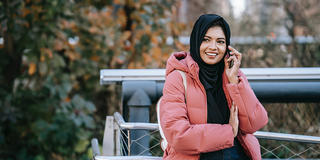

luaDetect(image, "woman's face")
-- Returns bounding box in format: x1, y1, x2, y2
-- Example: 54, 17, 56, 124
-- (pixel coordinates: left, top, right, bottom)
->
199, 26, 226, 65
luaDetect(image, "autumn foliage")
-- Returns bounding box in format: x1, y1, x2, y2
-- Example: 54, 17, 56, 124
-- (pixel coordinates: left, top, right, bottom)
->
0, 0, 185, 159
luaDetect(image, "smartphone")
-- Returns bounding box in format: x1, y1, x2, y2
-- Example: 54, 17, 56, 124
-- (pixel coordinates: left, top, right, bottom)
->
227, 48, 233, 68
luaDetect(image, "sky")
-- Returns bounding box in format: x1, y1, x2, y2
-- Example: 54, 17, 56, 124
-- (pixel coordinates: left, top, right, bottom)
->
230, 0, 246, 18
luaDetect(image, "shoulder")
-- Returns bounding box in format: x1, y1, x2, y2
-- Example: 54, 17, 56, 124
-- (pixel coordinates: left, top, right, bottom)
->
166, 70, 184, 84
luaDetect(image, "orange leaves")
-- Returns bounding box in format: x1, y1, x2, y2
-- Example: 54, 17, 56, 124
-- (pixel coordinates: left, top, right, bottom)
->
113, 0, 125, 5
60, 20, 77, 31
44, 48, 53, 58
150, 47, 162, 60
169, 22, 180, 36
39, 48, 54, 62
65, 50, 80, 61
90, 55, 100, 62
145, 25, 152, 35
64, 97, 71, 102
89, 26, 100, 34
51, 0, 182, 70
40, 48, 53, 62
22, 8, 31, 17
83, 74, 91, 81
117, 9, 127, 29
151, 35, 158, 45
175, 41, 187, 51
28, 63, 37, 75
54, 39, 64, 51
142, 52, 152, 64
101, 10, 113, 26
121, 31, 132, 41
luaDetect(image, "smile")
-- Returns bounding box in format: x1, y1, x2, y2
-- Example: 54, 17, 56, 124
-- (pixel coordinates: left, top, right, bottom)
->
205, 52, 217, 56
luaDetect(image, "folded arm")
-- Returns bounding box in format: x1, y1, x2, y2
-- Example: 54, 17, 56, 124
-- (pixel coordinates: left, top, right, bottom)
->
226, 70, 268, 134
160, 71, 235, 154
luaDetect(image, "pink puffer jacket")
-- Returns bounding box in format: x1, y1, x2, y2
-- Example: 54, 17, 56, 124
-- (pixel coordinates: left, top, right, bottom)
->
160, 51, 268, 160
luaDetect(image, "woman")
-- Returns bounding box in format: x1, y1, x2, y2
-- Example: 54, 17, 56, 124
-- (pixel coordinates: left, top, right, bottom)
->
160, 14, 268, 160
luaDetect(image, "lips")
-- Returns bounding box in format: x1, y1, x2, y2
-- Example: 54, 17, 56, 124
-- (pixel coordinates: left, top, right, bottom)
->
205, 52, 218, 56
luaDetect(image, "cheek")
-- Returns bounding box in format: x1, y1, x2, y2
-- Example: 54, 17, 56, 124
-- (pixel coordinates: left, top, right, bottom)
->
218, 46, 226, 54
199, 43, 206, 52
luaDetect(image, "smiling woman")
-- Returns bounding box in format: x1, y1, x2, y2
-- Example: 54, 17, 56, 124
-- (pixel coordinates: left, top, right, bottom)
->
200, 26, 226, 65
159, 14, 268, 160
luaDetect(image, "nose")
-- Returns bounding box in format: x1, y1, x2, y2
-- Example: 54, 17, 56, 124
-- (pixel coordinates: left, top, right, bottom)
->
208, 41, 217, 50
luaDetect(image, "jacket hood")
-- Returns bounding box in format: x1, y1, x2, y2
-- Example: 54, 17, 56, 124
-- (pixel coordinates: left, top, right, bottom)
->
165, 51, 199, 79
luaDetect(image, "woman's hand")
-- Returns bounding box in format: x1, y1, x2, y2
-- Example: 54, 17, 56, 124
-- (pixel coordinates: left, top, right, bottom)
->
229, 103, 239, 137
224, 46, 242, 84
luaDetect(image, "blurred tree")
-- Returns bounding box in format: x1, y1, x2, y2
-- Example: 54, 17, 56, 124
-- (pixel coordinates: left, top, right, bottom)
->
283, 0, 320, 66
0, 0, 183, 159
0, 0, 97, 159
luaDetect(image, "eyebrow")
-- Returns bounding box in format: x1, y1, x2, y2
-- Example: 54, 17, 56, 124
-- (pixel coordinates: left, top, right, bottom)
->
204, 36, 225, 40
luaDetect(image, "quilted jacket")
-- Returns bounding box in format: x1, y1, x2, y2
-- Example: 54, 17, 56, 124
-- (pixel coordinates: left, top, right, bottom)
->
160, 51, 268, 160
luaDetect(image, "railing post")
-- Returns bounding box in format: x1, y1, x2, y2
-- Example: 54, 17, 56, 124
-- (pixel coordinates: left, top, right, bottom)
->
122, 81, 157, 155
102, 116, 115, 156
115, 121, 121, 156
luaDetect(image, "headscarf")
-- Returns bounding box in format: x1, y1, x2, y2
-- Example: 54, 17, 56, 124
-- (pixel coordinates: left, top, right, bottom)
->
190, 14, 231, 125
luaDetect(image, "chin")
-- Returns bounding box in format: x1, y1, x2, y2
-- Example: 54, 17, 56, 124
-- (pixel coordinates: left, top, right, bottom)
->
204, 60, 219, 65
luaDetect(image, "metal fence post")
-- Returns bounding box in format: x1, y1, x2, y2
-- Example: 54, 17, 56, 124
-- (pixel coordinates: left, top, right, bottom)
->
122, 81, 157, 156
102, 116, 115, 156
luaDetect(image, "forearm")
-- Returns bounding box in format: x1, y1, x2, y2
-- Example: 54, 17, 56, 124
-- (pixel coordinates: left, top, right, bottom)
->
226, 76, 268, 133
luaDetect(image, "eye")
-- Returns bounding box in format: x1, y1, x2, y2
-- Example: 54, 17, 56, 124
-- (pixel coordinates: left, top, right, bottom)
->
217, 40, 225, 44
203, 38, 210, 42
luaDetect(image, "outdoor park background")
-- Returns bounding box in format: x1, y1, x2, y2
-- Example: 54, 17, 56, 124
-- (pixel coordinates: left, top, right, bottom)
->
0, 0, 319, 159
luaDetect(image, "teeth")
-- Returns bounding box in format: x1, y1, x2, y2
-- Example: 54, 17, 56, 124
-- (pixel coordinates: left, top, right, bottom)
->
206, 53, 217, 56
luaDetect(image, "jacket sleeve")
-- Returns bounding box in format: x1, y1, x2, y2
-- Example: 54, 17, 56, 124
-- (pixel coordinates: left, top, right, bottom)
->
160, 71, 234, 155
226, 70, 268, 134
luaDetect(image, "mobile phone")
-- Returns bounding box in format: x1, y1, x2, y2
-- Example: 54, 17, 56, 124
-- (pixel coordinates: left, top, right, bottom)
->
227, 49, 233, 68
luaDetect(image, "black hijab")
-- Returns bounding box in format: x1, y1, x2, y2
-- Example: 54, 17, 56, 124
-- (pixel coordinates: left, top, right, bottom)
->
190, 14, 231, 124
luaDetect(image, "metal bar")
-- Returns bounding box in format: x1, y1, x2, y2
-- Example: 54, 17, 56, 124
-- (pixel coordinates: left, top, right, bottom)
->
91, 138, 101, 156
113, 112, 320, 144
114, 112, 126, 125
119, 122, 159, 130
254, 131, 320, 144
114, 112, 159, 130
128, 130, 131, 156
94, 156, 162, 160
115, 121, 121, 156
103, 116, 115, 156
93, 156, 319, 160
101, 68, 320, 84
100, 69, 165, 84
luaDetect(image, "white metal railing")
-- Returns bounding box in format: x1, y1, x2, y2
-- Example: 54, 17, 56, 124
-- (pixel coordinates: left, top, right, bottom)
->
113, 112, 320, 144
100, 67, 320, 84
92, 112, 320, 160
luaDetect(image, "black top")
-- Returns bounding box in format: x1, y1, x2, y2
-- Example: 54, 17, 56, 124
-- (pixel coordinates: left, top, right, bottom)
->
189, 14, 231, 125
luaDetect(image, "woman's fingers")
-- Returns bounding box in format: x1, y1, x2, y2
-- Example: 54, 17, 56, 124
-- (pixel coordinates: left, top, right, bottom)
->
224, 56, 229, 68
228, 46, 242, 62
229, 103, 239, 137
228, 46, 236, 52
226, 56, 240, 68
227, 55, 237, 63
